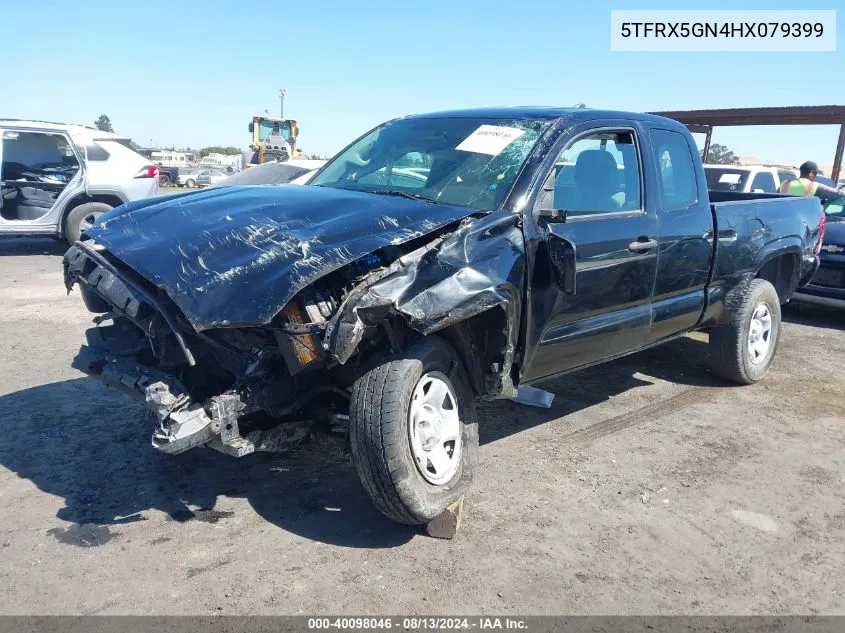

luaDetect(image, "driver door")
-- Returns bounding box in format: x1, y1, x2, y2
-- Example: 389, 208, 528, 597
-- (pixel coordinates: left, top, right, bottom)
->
520, 123, 659, 383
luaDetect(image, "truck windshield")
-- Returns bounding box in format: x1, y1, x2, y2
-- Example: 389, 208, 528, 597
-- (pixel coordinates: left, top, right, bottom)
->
705, 166, 753, 191
310, 117, 549, 210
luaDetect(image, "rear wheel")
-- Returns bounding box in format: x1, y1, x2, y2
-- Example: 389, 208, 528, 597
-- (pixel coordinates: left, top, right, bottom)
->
709, 278, 781, 384
64, 202, 113, 244
349, 336, 479, 525
158, 174, 171, 187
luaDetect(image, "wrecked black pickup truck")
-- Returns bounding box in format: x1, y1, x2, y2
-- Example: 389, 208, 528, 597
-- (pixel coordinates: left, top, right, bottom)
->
64, 107, 825, 525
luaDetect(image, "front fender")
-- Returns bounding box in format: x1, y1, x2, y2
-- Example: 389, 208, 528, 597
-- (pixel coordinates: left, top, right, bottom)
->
326, 210, 527, 399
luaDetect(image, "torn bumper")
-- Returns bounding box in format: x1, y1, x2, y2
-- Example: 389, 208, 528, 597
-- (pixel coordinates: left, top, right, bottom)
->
72, 345, 253, 457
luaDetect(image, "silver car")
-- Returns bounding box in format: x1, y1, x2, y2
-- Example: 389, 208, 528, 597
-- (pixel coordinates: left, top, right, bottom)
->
0, 120, 159, 243
195, 169, 229, 188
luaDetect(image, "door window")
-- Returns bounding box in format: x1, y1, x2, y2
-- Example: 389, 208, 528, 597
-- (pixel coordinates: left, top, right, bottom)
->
650, 129, 698, 211
2, 131, 79, 182
550, 130, 642, 215
1, 131, 79, 221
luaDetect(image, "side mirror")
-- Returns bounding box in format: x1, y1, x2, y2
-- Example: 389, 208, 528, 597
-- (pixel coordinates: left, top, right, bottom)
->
547, 225, 577, 295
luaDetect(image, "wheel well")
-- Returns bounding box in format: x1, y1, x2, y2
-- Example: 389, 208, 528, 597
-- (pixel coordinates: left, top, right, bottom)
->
756, 254, 798, 303
60, 193, 124, 236
438, 308, 510, 397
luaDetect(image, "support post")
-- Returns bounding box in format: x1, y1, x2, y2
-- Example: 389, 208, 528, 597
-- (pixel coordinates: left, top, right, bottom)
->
702, 127, 713, 163
832, 123, 845, 185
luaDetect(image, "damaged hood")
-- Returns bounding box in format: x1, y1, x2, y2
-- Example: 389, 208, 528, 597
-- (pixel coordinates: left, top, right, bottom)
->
85, 185, 475, 331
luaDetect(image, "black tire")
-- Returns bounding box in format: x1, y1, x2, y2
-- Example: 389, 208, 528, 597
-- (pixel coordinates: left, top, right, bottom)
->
349, 336, 479, 525
709, 278, 781, 384
185, 179, 196, 188
158, 174, 171, 187
64, 202, 113, 244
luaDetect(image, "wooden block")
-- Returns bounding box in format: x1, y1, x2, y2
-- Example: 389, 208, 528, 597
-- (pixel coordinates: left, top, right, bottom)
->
425, 496, 464, 539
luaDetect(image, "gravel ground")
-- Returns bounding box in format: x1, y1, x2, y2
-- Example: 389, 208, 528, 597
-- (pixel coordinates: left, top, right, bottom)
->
0, 237, 843, 615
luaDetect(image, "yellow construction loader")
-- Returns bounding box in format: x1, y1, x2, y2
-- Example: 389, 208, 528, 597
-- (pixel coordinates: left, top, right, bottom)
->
243, 116, 301, 168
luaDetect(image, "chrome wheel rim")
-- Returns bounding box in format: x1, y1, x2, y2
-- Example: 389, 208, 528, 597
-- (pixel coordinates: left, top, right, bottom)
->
747, 303, 774, 365
408, 371, 462, 485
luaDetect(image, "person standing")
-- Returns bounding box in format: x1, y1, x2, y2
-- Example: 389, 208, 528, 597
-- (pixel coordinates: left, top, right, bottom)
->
779, 161, 843, 200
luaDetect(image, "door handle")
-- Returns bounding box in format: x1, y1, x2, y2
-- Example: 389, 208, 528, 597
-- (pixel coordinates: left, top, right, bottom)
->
717, 228, 738, 243
628, 237, 658, 252
704, 229, 739, 243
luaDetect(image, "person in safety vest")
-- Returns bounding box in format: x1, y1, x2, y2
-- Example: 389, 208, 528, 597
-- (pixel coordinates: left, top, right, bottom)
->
779, 161, 843, 200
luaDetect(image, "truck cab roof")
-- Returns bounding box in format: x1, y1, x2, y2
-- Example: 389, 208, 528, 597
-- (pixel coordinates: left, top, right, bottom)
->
402, 106, 685, 128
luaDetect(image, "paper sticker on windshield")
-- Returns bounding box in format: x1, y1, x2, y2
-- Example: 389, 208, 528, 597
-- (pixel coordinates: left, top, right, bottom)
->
718, 173, 742, 184
456, 125, 526, 156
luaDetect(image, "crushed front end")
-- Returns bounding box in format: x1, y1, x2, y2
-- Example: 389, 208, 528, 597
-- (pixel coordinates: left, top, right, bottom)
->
63, 184, 528, 460
63, 240, 365, 457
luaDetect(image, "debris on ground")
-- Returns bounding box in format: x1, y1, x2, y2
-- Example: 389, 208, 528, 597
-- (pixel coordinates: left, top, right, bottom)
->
425, 497, 465, 539
510, 386, 555, 408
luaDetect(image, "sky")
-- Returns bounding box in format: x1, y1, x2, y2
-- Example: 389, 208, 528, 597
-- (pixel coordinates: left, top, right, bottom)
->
1, 0, 842, 168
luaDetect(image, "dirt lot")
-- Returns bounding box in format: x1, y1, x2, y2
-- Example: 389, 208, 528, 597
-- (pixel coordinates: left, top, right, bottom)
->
0, 237, 843, 615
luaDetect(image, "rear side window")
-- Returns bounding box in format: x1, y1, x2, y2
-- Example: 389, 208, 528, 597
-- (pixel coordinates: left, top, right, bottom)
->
750, 171, 777, 192
84, 142, 110, 161
705, 167, 750, 191
650, 129, 698, 211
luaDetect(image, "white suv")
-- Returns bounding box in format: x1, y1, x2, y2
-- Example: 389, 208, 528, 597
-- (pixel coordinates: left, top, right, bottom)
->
704, 163, 797, 194
0, 120, 159, 243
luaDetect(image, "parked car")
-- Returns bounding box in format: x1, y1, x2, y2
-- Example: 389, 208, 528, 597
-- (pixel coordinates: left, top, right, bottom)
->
177, 170, 201, 188
792, 192, 845, 308
195, 169, 228, 188
0, 120, 159, 243
64, 107, 823, 526
154, 165, 179, 187
211, 159, 327, 188
704, 164, 795, 194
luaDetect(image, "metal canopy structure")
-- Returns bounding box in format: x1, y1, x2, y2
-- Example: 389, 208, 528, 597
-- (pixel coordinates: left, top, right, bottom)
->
650, 106, 845, 184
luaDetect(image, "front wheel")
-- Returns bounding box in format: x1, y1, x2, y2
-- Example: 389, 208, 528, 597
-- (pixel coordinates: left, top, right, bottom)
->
709, 278, 781, 384
184, 179, 196, 188
349, 336, 479, 525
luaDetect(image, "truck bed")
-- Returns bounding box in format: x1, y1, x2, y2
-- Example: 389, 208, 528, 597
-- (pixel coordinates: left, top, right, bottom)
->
704, 190, 823, 323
